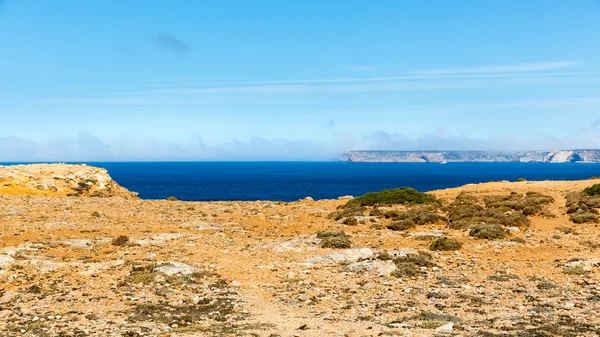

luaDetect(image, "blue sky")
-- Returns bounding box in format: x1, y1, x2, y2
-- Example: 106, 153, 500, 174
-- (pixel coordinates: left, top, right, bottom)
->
1, 0, 600, 161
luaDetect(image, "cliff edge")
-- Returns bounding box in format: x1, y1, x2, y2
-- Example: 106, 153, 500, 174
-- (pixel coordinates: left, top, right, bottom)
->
0, 163, 138, 198
340, 149, 600, 163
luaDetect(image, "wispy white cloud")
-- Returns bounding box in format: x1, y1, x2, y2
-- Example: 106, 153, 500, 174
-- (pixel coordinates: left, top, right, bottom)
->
412, 61, 582, 75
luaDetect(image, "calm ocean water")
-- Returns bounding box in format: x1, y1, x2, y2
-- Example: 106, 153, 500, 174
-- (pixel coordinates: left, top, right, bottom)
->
4, 162, 600, 201
65, 162, 600, 201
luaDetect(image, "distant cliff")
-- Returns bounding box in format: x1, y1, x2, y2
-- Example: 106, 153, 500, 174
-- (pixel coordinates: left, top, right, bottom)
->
340, 150, 600, 163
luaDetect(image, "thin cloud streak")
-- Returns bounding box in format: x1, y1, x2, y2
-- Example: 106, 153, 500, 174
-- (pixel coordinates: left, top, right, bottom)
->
142, 72, 600, 86
413, 61, 582, 75
111, 74, 600, 97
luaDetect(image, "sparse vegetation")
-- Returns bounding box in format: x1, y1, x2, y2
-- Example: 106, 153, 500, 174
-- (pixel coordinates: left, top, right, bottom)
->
391, 252, 434, 278
583, 183, 600, 196
565, 190, 600, 223
516, 177, 527, 182
112, 235, 130, 246
317, 231, 351, 249
387, 219, 415, 231
345, 187, 437, 207
342, 217, 358, 226
429, 237, 462, 251
469, 223, 506, 240
328, 207, 365, 221
166, 196, 178, 201
563, 265, 587, 276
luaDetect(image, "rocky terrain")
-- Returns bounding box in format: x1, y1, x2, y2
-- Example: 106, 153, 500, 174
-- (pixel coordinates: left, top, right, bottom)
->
0, 164, 138, 198
340, 150, 600, 163
0, 164, 600, 337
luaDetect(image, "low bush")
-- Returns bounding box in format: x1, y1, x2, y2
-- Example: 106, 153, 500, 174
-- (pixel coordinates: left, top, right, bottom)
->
469, 223, 506, 240
328, 207, 365, 221
342, 217, 358, 226
112, 235, 130, 246
317, 231, 351, 248
393, 251, 435, 267
516, 177, 527, 182
387, 219, 416, 231
166, 196, 178, 201
570, 211, 599, 224
345, 187, 437, 207
429, 237, 462, 251
563, 265, 587, 276
391, 262, 421, 278
583, 184, 600, 196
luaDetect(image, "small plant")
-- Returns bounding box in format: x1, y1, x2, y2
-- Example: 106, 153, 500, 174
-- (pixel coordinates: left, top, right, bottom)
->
342, 217, 358, 226
469, 223, 506, 240
394, 251, 435, 267
391, 262, 421, 278
536, 282, 557, 290
563, 265, 587, 276
112, 235, 130, 246
429, 237, 462, 251
510, 237, 526, 244
328, 207, 365, 221
557, 226, 577, 235
570, 211, 599, 224
166, 196, 178, 201
91, 211, 101, 217
419, 320, 444, 329
376, 250, 394, 260
387, 219, 415, 231
317, 231, 351, 249
516, 177, 527, 182
345, 187, 437, 207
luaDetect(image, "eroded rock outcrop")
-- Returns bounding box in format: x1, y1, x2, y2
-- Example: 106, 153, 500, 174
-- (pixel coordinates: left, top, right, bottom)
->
0, 163, 138, 198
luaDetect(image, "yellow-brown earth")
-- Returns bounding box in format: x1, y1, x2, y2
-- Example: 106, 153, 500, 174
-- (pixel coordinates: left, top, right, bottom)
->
0, 164, 599, 336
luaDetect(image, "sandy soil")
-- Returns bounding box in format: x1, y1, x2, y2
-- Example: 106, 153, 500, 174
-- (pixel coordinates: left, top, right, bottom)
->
0, 166, 599, 336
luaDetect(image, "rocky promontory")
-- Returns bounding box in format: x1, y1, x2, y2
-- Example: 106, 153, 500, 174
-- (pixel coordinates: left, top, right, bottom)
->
0, 163, 138, 198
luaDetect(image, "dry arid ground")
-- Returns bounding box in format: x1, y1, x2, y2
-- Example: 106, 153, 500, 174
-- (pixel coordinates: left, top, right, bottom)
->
0, 164, 599, 337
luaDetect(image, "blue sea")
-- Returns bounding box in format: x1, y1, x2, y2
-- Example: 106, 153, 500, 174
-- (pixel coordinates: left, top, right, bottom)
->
66, 162, 600, 201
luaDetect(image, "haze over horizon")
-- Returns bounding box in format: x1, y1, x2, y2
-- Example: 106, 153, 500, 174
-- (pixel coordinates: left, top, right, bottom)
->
1, 1, 600, 161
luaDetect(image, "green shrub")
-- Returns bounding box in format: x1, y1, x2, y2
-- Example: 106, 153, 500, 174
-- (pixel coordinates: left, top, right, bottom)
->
387, 219, 416, 231
342, 217, 358, 226
317, 231, 351, 249
563, 266, 587, 276
570, 211, 599, 224
391, 262, 421, 278
377, 250, 394, 260
469, 224, 506, 240
393, 251, 434, 267
328, 207, 365, 220
411, 212, 448, 225
166, 196, 178, 201
345, 188, 437, 207
419, 320, 444, 329
583, 184, 600, 196
429, 237, 462, 251
516, 178, 527, 182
